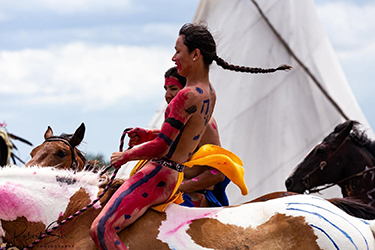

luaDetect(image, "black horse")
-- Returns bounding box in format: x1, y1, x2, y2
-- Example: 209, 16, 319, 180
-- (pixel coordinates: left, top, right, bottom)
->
285, 120, 375, 207
0, 136, 8, 166
0, 128, 33, 166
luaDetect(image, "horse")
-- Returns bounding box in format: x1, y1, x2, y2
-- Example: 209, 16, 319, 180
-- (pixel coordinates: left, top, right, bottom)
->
285, 120, 375, 207
26, 123, 101, 172
1, 166, 375, 250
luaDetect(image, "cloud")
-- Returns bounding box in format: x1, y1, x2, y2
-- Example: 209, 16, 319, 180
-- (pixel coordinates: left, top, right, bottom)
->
315, 1, 375, 102
0, 0, 133, 14
41, 0, 132, 13
0, 11, 7, 21
0, 42, 175, 111
316, 2, 375, 50
1, 22, 181, 50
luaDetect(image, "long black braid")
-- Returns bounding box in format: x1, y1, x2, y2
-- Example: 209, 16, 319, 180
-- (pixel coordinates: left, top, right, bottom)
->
179, 23, 291, 74
213, 55, 291, 74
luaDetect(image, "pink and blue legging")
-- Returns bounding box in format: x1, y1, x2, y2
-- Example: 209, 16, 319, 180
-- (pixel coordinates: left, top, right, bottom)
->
90, 162, 179, 250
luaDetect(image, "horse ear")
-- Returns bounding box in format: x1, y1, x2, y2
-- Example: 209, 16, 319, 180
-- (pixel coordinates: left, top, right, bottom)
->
70, 123, 85, 147
44, 126, 53, 139
335, 120, 354, 143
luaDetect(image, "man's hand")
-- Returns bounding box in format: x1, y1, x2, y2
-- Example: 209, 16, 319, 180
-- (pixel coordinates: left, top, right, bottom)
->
111, 152, 127, 169
127, 127, 153, 147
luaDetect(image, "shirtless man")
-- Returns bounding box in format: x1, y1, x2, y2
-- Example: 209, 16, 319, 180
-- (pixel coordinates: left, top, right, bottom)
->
91, 23, 217, 250
163, 67, 227, 207
129, 67, 227, 207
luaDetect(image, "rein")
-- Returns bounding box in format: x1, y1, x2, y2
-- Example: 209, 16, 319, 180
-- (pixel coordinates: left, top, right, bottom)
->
301, 141, 346, 191
2, 128, 133, 250
303, 137, 375, 194
307, 165, 375, 194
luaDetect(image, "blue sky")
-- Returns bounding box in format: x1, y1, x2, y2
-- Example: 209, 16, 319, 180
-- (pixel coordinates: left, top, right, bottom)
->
1, 0, 375, 164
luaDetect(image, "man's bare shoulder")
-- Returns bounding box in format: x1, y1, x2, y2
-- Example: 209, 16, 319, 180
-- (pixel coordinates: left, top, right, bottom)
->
180, 85, 208, 95
174, 86, 207, 104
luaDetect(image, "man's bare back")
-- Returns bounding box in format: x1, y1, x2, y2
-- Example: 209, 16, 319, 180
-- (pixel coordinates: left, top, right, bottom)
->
165, 83, 216, 164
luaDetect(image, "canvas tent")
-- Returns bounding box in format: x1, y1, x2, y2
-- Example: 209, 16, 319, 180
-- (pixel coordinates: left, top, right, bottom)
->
147, 0, 373, 205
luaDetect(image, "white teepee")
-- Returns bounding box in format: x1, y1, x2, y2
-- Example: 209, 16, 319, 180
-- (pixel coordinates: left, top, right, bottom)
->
148, 0, 373, 205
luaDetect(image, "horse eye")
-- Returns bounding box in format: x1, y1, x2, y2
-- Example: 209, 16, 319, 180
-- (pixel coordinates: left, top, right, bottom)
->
316, 148, 325, 155
57, 150, 67, 158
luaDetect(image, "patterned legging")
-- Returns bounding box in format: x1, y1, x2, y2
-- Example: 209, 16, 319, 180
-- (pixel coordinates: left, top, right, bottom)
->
90, 162, 179, 250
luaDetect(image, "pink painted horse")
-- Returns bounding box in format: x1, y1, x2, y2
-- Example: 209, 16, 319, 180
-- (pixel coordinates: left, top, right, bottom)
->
1, 166, 375, 250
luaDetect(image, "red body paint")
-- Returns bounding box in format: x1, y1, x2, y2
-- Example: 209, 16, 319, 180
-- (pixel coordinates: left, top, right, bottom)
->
165, 77, 184, 89
91, 164, 179, 250
115, 89, 192, 165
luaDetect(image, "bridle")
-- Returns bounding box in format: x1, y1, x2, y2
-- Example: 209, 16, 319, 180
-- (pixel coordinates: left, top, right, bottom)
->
5, 128, 133, 250
43, 136, 85, 170
302, 137, 375, 194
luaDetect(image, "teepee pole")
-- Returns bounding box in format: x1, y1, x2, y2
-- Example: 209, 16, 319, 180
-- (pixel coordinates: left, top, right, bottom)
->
250, 0, 349, 121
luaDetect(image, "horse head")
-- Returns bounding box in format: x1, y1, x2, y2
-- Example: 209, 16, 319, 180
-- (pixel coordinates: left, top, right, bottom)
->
26, 123, 87, 171
285, 120, 375, 202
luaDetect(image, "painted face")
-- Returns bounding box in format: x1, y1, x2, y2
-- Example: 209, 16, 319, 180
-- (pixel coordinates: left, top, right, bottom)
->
172, 35, 193, 76
164, 77, 182, 104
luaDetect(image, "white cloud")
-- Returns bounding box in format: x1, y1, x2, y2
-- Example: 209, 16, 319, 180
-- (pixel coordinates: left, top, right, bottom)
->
0, 11, 8, 21
337, 41, 375, 62
0, 0, 133, 14
2, 23, 180, 48
315, 1, 375, 103
40, 0, 132, 13
316, 2, 375, 50
0, 42, 175, 110
142, 23, 182, 39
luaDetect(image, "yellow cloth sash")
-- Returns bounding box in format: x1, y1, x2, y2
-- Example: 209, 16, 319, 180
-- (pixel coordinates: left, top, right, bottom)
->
128, 144, 248, 212
151, 172, 184, 212
129, 159, 184, 212
130, 159, 148, 177
183, 144, 248, 195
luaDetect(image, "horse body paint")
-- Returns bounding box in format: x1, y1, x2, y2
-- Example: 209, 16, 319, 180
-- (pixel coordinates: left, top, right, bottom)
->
160, 197, 375, 250
1, 166, 375, 250
0, 166, 103, 249
0, 166, 101, 223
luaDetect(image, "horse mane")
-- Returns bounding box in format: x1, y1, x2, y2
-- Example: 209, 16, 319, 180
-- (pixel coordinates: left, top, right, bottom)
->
324, 120, 375, 159
348, 122, 375, 159
0, 165, 106, 186
328, 197, 375, 220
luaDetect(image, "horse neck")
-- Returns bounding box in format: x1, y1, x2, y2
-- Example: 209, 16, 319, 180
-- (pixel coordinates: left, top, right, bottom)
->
337, 141, 375, 206
340, 174, 375, 207
75, 149, 86, 171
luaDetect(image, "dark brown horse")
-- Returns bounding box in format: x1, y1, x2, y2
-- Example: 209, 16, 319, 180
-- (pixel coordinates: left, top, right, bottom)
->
0, 135, 8, 166
26, 123, 101, 171
285, 120, 375, 207
0, 128, 33, 166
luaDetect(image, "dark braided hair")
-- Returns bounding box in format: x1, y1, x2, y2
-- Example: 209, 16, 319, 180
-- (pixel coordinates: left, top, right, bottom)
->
179, 23, 291, 74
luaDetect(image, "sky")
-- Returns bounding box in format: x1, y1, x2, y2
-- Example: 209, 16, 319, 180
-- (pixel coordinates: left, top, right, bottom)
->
1, 0, 375, 165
